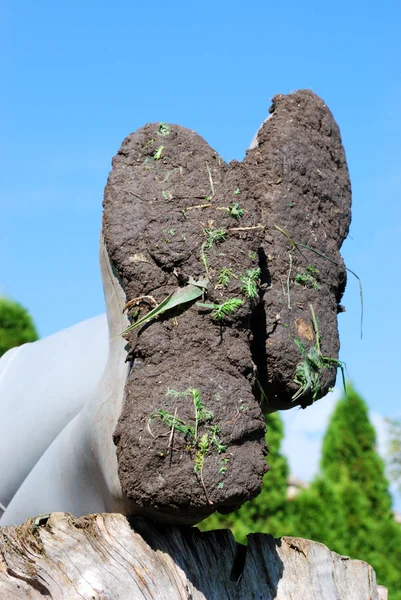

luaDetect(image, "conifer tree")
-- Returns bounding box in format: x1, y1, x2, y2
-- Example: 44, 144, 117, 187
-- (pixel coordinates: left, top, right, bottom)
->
320, 384, 392, 520
288, 384, 401, 599
0, 297, 39, 357
285, 476, 347, 549
198, 412, 290, 543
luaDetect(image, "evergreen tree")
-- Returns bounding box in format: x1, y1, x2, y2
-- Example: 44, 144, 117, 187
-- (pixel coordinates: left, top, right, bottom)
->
288, 384, 401, 599
198, 412, 290, 543
0, 296, 39, 357
320, 384, 392, 520
285, 476, 347, 549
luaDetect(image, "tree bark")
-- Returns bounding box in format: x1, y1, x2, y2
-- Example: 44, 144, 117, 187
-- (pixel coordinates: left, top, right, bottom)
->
0, 512, 387, 599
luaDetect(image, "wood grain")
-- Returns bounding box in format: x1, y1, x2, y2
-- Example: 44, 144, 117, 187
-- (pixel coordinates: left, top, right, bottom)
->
0, 513, 387, 599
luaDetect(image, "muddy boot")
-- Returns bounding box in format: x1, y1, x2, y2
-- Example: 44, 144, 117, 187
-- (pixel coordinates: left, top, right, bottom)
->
102, 123, 268, 524
244, 90, 351, 411
101, 90, 351, 524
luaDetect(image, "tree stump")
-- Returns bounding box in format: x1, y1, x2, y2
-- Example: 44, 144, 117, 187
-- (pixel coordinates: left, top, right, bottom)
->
0, 513, 387, 599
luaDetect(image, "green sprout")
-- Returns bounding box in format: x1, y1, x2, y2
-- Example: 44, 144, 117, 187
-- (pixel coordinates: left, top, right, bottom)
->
208, 424, 226, 453
154, 408, 195, 437
240, 268, 261, 300
165, 387, 213, 440
150, 387, 227, 503
212, 298, 243, 320
218, 456, 229, 488
274, 224, 363, 339
306, 264, 319, 275
190, 387, 213, 438
203, 228, 227, 248
292, 304, 346, 403
294, 274, 319, 290
294, 264, 320, 290
219, 457, 229, 474
228, 202, 245, 220
197, 298, 243, 321
200, 228, 227, 278
194, 434, 209, 475
154, 145, 164, 160
157, 122, 170, 136
200, 248, 210, 274
233, 187, 241, 195
218, 268, 237, 287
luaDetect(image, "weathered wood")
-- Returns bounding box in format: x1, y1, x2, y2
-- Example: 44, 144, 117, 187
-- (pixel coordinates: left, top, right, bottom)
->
0, 513, 387, 599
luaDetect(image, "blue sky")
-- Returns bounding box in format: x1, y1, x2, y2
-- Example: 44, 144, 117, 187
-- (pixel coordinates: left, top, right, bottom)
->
1, 1, 400, 480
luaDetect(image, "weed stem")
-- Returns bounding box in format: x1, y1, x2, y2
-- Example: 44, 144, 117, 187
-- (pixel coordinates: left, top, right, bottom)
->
274, 224, 363, 339
228, 225, 265, 232
287, 253, 293, 309
206, 161, 215, 197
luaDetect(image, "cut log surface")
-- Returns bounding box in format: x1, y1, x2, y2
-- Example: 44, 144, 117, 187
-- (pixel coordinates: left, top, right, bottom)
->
0, 513, 387, 599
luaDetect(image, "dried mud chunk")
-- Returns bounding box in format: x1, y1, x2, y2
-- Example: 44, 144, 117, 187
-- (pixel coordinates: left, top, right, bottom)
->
102, 90, 351, 522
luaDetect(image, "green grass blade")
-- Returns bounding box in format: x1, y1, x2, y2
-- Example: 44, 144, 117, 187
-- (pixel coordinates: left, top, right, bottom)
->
120, 283, 205, 335
274, 224, 364, 339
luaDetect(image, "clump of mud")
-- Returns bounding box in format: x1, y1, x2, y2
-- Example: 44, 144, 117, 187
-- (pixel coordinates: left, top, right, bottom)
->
102, 90, 351, 523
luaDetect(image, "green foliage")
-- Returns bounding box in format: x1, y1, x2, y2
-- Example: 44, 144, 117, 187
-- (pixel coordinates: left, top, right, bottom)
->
120, 280, 207, 335
153, 408, 195, 438
288, 384, 401, 598
294, 265, 320, 290
320, 385, 392, 519
228, 202, 245, 220
198, 384, 401, 596
211, 298, 243, 321
0, 297, 38, 357
150, 387, 226, 492
198, 412, 290, 543
274, 224, 364, 339
292, 304, 346, 403
196, 298, 243, 321
194, 433, 210, 474
209, 424, 226, 453
218, 268, 237, 287
292, 340, 322, 402
203, 227, 227, 248
240, 268, 261, 300
305, 264, 319, 275
289, 483, 401, 598
285, 477, 347, 548
157, 122, 170, 136
200, 228, 227, 277
153, 145, 163, 159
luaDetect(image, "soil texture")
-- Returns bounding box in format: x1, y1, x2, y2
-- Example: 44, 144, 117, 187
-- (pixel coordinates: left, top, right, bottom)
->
102, 89, 351, 523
